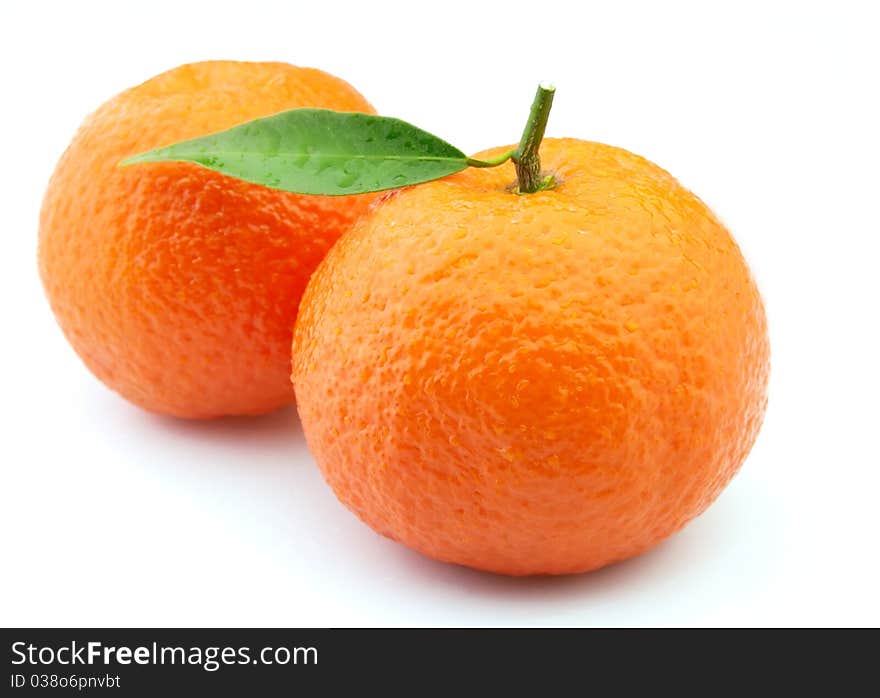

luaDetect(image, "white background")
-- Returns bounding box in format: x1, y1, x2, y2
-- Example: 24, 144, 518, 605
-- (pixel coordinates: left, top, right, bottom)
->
1, 0, 878, 627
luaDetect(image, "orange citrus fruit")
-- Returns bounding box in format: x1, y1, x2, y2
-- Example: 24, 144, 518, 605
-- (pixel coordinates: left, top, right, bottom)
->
39, 60, 376, 418
292, 137, 770, 576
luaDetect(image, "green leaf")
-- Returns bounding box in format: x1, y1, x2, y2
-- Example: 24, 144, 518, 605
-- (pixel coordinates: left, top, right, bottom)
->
120, 109, 469, 195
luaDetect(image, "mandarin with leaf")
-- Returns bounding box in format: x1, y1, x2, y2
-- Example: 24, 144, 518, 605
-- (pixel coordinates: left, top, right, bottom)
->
291, 91, 770, 575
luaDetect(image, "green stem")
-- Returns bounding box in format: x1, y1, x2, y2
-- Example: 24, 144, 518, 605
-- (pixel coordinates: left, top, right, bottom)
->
467, 150, 515, 168
511, 82, 556, 193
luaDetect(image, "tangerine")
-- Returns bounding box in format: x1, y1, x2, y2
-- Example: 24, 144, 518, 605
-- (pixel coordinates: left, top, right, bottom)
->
292, 138, 770, 575
39, 60, 376, 418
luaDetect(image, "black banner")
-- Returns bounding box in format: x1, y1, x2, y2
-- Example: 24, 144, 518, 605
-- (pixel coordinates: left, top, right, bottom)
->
1, 628, 872, 694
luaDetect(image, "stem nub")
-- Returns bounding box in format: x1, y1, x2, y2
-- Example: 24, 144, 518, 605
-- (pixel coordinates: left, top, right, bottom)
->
512, 82, 556, 194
